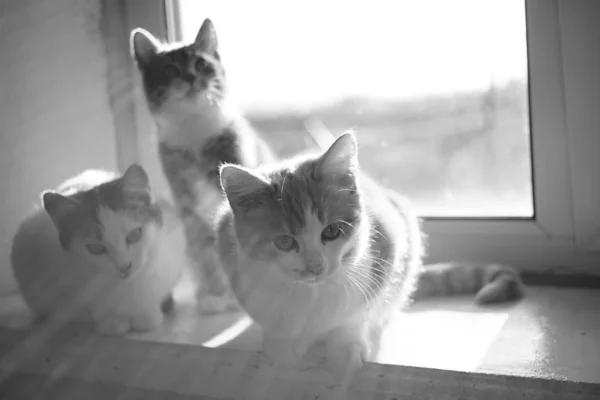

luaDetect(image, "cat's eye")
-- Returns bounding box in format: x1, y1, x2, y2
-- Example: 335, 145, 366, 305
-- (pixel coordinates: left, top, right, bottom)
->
194, 58, 208, 71
86, 243, 107, 255
126, 228, 143, 245
321, 223, 342, 242
273, 235, 298, 252
163, 65, 180, 79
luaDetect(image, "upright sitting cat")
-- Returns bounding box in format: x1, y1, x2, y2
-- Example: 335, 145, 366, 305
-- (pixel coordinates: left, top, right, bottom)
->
130, 18, 276, 313
11, 164, 186, 335
215, 132, 423, 382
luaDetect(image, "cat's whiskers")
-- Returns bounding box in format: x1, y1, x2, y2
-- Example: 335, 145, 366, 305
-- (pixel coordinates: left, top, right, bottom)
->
346, 270, 376, 306
345, 254, 395, 270
368, 226, 388, 241
346, 275, 371, 318
345, 273, 369, 305
348, 264, 384, 293
344, 255, 401, 295
342, 283, 350, 312
345, 272, 376, 319
348, 277, 379, 319
368, 255, 395, 269
361, 257, 402, 292
346, 266, 385, 314
353, 259, 398, 290
338, 219, 356, 229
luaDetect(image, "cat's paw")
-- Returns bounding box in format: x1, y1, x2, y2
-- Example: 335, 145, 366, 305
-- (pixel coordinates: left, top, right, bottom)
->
96, 316, 131, 335
262, 335, 300, 369
131, 310, 164, 332
324, 326, 369, 386
326, 342, 366, 383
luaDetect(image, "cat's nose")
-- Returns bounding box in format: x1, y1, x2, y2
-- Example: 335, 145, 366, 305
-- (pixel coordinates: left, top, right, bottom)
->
305, 262, 324, 276
182, 72, 195, 83
117, 262, 132, 272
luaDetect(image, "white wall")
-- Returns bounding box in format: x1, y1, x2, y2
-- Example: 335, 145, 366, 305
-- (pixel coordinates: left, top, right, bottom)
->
0, 0, 119, 293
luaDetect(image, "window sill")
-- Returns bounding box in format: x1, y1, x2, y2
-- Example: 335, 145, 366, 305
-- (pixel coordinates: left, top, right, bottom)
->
0, 286, 598, 399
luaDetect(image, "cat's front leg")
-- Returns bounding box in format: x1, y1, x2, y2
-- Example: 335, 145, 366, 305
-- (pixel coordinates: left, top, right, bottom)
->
323, 323, 369, 385
195, 250, 241, 315
262, 332, 308, 369
95, 315, 132, 335
131, 308, 164, 332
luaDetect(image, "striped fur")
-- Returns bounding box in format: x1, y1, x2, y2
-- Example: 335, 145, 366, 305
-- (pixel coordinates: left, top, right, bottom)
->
412, 262, 524, 305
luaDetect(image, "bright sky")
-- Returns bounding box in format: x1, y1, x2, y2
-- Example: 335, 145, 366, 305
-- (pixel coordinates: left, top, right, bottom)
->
177, 0, 528, 113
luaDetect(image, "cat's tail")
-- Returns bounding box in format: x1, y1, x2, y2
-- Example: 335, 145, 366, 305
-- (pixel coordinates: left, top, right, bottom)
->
411, 262, 525, 305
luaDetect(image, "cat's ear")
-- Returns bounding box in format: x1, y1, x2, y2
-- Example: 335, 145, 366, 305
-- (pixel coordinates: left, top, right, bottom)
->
220, 164, 269, 206
194, 18, 218, 54
131, 28, 160, 65
42, 191, 79, 228
121, 164, 150, 196
317, 131, 359, 176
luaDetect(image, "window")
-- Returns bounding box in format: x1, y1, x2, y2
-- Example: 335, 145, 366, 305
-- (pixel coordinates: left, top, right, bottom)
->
1, 1, 598, 399
176, 0, 533, 219
166, 0, 599, 274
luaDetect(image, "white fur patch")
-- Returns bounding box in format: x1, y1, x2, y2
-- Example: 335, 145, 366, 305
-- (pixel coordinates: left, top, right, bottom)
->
193, 178, 226, 222
156, 99, 229, 146
95, 206, 146, 278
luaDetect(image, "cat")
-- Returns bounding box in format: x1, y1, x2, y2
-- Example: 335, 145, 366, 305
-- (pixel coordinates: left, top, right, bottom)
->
214, 131, 424, 383
11, 164, 186, 335
130, 18, 276, 313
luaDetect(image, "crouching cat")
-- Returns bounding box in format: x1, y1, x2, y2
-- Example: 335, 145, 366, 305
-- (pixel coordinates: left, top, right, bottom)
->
214, 132, 423, 382
11, 164, 187, 335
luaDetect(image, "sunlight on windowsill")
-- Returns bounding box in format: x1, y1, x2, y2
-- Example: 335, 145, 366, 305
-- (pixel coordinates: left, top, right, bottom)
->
0, 287, 598, 384
377, 304, 511, 371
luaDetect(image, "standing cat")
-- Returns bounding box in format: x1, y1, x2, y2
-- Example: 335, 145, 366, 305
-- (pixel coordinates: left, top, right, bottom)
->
11, 164, 186, 335
130, 18, 275, 313
215, 132, 422, 383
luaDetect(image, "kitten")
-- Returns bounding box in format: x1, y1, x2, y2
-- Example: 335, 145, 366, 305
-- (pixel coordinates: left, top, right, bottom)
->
130, 19, 275, 313
215, 132, 422, 382
11, 164, 186, 335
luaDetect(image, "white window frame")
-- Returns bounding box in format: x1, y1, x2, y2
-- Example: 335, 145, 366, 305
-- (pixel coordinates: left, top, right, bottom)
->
423, 0, 600, 275
130, 0, 600, 276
